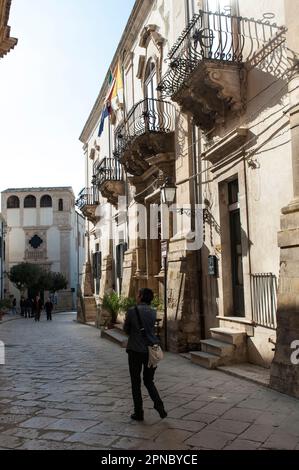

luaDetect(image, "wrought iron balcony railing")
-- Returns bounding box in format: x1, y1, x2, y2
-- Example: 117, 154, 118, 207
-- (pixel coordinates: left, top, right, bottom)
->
114, 98, 175, 159
94, 157, 124, 187
75, 187, 99, 211
158, 10, 286, 98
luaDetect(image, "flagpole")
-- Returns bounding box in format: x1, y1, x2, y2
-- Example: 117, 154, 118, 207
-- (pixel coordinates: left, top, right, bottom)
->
120, 50, 130, 253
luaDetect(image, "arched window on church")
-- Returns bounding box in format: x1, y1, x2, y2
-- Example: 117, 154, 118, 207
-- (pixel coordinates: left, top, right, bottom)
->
24, 195, 36, 208
7, 195, 20, 209
58, 199, 63, 211
40, 195, 52, 208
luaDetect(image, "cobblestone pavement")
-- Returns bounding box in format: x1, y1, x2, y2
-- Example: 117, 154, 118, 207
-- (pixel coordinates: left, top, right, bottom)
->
0, 312, 299, 450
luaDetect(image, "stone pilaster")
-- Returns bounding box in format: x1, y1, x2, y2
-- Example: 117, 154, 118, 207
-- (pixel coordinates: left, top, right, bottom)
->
270, 205, 299, 397
82, 259, 94, 297
121, 249, 136, 299
59, 228, 71, 283
166, 237, 202, 352
270, 4, 299, 397
99, 254, 113, 301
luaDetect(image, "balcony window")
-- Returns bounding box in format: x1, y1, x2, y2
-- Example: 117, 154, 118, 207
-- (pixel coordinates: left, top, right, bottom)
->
40, 195, 52, 208
24, 195, 36, 208
7, 195, 20, 209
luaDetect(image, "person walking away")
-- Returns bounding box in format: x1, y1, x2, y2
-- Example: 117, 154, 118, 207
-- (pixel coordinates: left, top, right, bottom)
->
11, 297, 17, 315
30, 298, 35, 318
20, 296, 26, 317
45, 298, 53, 321
124, 288, 167, 422
24, 298, 31, 319
34, 296, 43, 322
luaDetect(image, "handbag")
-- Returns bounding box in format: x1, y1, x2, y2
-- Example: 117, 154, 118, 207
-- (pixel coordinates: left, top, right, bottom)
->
135, 306, 164, 368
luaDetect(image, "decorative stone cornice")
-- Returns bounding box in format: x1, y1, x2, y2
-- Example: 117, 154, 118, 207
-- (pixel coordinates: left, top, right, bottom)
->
203, 127, 248, 165
0, 0, 17, 59
139, 24, 165, 49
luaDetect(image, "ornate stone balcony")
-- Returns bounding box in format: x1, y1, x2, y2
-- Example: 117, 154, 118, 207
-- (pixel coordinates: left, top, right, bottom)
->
114, 98, 175, 177
75, 187, 99, 223
94, 157, 124, 207
158, 10, 286, 133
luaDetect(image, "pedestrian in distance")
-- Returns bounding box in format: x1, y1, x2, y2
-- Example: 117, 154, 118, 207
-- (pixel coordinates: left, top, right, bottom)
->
44, 298, 54, 321
33, 295, 43, 322
11, 297, 17, 315
124, 287, 167, 422
20, 296, 26, 317
30, 298, 35, 318
24, 298, 32, 319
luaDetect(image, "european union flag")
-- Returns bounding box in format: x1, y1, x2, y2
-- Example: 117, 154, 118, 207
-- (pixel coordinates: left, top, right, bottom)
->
98, 105, 110, 138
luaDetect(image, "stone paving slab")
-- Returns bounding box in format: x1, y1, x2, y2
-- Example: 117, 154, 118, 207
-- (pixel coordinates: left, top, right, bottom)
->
185, 429, 236, 449
0, 313, 299, 450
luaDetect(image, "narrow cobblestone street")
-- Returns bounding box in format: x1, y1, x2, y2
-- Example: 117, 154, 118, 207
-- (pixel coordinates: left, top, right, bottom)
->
0, 313, 298, 451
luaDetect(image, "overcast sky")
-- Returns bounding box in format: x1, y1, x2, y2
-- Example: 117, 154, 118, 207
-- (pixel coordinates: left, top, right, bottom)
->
0, 0, 135, 208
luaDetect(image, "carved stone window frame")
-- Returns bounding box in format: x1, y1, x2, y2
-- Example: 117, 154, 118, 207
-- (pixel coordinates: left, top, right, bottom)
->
137, 24, 165, 97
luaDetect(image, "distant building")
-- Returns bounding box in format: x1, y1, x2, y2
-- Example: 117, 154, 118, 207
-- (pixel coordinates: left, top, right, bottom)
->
0, 0, 18, 59
1, 187, 85, 311
0, 213, 5, 299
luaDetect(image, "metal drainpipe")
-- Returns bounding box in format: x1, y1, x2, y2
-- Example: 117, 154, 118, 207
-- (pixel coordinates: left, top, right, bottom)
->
121, 50, 130, 249
192, 126, 206, 340
243, 155, 253, 321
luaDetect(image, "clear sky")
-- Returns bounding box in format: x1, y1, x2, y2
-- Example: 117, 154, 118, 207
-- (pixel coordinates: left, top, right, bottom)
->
0, 0, 135, 208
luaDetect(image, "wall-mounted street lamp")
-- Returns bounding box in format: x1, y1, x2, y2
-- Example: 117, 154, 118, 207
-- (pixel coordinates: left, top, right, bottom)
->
160, 178, 176, 206
161, 178, 204, 217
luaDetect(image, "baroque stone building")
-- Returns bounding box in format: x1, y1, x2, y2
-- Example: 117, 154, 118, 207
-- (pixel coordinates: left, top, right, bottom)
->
1, 187, 85, 311
78, 0, 299, 396
1, 0, 16, 301
0, 214, 5, 299
0, 0, 17, 59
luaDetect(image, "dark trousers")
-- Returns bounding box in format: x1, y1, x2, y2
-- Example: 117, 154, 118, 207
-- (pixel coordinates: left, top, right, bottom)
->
128, 350, 164, 415
46, 311, 52, 321
24, 308, 30, 318
34, 311, 41, 322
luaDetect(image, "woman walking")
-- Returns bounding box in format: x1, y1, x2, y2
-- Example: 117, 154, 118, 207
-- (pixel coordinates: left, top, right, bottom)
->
124, 288, 167, 422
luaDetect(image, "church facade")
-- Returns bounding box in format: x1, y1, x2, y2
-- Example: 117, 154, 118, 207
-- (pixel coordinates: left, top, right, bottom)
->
1, 187, 85, 311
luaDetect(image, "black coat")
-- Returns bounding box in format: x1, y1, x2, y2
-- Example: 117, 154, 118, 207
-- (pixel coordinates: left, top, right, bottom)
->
44, 301, 53, 313
124, 304, 158, 353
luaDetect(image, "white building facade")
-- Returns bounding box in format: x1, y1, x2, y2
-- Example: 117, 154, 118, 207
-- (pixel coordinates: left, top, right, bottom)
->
77, 0, 299, 396
1, 187, 85, 311
0, 214, 5, 299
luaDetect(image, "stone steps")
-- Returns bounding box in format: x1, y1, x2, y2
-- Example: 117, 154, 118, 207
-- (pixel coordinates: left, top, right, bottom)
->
191, 326, 247, 370
101, 327, 128, 348
210, 327, 246, 346
190, 351, 220, 369
200, 338, 235, 357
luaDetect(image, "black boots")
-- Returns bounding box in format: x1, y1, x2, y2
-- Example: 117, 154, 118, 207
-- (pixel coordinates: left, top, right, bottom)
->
154, 404, 168, 419
131, 405, 167, 421
131, 412, 144, 421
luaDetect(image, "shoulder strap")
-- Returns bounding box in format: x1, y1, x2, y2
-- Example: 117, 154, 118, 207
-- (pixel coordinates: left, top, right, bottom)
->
135, 306, 146, 337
